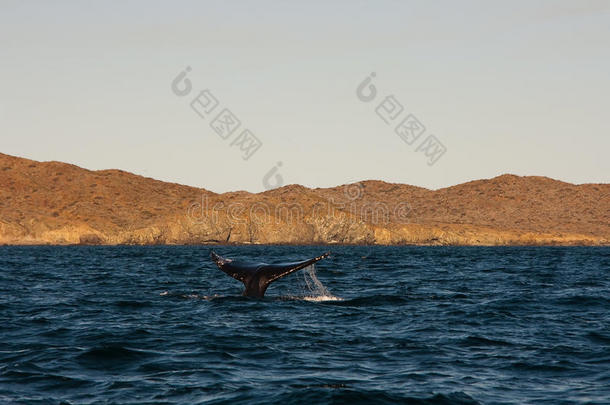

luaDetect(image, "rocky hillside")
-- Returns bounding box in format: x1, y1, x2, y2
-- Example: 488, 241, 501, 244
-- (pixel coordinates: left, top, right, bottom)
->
0, 153, 608, 245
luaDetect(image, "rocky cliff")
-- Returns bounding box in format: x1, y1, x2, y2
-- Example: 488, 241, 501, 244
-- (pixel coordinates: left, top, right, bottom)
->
0, 153, 608, 245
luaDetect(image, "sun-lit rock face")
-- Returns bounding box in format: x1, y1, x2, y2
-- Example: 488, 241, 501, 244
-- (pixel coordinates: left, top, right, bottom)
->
0, 153, 608, 246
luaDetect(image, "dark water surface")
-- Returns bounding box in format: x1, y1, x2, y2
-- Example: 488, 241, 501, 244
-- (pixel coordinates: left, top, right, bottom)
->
1, 246, 609, 404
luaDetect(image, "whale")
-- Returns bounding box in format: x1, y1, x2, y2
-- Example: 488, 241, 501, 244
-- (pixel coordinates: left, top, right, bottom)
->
210, 251, 330, 298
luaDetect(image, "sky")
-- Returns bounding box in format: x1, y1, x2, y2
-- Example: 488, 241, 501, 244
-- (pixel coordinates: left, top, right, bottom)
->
1, 0, 609, 193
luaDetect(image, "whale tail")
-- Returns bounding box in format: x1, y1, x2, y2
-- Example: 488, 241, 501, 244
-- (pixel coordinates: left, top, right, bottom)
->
210, 251, 330, 298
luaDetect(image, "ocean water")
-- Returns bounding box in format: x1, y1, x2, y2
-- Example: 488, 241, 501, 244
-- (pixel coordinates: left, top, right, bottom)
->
0, 246, 609, 405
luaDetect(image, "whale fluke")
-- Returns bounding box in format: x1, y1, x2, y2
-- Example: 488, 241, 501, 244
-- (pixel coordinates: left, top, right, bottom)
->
210, 251, 331, 298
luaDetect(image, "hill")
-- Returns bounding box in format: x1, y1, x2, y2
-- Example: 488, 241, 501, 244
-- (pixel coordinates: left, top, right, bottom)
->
0, 153, 607, 245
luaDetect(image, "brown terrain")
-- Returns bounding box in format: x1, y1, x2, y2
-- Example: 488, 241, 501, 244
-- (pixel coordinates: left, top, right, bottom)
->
0, 152, 608, 245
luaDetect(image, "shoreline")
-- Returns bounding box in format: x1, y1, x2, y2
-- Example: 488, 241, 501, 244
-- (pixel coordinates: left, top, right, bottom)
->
2, 242, 608, 247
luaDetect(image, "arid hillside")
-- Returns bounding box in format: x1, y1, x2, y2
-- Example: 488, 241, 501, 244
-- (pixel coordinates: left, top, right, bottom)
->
0, 153, 608, 245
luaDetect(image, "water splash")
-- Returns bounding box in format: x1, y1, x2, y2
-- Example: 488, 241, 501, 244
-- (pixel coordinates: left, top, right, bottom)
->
299, 264, 342, 302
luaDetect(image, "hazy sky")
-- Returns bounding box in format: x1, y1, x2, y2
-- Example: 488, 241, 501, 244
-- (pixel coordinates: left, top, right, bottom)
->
2, 0, 609, 193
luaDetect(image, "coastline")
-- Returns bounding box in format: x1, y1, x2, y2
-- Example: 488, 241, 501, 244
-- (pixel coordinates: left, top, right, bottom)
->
1, 153, 608, 247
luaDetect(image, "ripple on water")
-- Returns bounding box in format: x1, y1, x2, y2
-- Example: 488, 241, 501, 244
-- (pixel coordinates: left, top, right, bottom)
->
0, 245, 608, 404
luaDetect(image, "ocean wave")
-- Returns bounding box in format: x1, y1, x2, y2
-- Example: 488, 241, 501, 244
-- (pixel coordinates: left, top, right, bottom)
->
212, 389, 481, 405
76, 345, 154, 370
2, 245, 609, 404
459, 335, 515, 347
328, 294, 411, 306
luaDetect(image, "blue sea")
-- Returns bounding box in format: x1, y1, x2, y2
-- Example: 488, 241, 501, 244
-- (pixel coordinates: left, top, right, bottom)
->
1, 246, 609, 404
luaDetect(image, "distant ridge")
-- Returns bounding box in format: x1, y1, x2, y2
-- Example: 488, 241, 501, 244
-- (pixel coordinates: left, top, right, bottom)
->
0, 153, 608, 245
